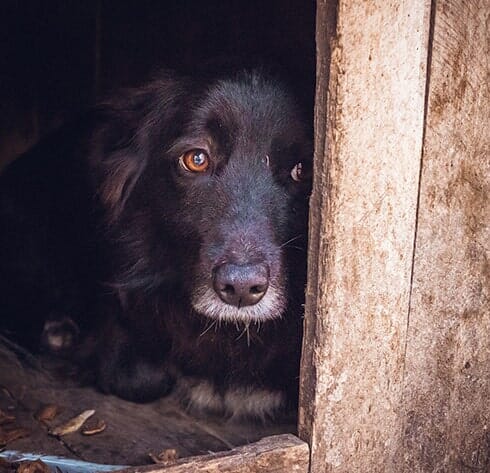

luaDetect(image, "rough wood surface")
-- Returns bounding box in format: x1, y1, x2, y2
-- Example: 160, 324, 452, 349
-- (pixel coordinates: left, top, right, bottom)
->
299, 0, 337, 446
394, 1, 490, 471
119, 434, 309, 473
299, 0, 430, 471
0, 340, 295, 466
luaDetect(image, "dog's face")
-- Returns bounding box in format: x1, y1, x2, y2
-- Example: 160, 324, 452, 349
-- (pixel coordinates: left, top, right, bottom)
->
96, 71, 312, 324
169, 73, 312, 323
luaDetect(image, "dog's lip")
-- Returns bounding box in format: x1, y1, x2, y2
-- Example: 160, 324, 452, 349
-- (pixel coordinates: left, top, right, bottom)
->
191, 283, 286, 323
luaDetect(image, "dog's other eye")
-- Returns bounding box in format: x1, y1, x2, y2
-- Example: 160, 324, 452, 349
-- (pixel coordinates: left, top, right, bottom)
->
179, 149, 210, 173
290, 162, 304, 182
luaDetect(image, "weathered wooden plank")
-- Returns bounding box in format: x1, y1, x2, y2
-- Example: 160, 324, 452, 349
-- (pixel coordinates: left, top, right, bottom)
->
299, 1, 431, 471
119, 434, 309, 473
395, 1, 490, 471
299, 0, 337, 446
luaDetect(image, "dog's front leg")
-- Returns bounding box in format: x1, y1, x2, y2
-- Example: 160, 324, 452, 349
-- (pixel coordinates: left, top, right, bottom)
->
94, 314, 175, 403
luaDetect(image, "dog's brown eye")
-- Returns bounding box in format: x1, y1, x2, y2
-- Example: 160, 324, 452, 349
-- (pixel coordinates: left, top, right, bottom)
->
179, 149, 210, 173
290, 162, 304, 182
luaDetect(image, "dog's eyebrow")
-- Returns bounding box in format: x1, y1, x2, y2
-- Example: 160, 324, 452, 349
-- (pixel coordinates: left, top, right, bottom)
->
167, 137, 213, 156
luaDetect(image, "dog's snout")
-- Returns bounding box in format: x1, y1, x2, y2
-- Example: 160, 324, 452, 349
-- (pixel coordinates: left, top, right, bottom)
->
213, 263, 269, 307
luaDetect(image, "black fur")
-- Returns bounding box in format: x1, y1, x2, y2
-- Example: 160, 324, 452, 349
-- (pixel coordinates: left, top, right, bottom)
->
0, 70, 312, 416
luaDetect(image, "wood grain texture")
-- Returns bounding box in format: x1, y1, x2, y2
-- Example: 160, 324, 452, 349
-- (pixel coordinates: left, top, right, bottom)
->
119, 434, 309, 473
299, 1, 431, 471
299, 0, 337, 445
395, 1, 490, 471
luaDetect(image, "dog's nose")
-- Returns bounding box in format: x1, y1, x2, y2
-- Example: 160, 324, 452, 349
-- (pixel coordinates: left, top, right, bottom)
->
213, 263, 269, 307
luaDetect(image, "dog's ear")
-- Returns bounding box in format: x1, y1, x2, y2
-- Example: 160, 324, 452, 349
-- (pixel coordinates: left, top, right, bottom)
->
90, 75, 185, 219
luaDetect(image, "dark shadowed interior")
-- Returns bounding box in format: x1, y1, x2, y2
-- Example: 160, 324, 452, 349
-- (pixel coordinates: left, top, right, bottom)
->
0, 0, 315, 467
0, 0, 315, 170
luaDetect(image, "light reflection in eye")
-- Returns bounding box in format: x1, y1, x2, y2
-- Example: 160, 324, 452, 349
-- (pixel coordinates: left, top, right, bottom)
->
290, 162, 303, 182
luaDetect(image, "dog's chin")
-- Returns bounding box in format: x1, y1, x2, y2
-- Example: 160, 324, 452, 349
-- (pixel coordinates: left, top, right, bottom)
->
191, 285, 286, 323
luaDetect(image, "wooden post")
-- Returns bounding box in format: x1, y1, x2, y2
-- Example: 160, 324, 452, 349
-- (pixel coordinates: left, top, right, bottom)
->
395, 0, 490, 471
300, 0, 489, 471
299, 0, 430, 471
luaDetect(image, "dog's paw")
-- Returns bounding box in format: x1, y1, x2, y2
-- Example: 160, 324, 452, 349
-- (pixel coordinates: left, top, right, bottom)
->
97, 355, 175, 402
40, 316, 80, 356
175, 377, 286, 420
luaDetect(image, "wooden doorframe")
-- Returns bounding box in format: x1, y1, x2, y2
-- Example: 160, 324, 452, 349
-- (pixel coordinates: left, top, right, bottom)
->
299, 1, 489, 472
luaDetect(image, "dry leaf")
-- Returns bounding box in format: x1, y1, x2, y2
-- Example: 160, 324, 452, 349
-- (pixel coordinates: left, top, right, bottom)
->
35, 405, 59, 423
50, 409, 95, 436
148, 448, 179, 465
17, 460, 50, 473
0, 426, 30, 446
1, 387, 14, 400
81, 419, 106, 436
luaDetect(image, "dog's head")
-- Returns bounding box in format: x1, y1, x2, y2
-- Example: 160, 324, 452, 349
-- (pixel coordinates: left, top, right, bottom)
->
92, 70, 312, 324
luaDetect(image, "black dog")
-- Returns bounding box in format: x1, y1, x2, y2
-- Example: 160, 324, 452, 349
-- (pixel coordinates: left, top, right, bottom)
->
0, 70, 312, 418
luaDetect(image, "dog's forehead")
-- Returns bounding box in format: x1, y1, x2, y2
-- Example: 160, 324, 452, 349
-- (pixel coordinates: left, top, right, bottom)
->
195, 73, 300, 136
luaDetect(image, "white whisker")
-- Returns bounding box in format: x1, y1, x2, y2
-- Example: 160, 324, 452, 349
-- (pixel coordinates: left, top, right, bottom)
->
200, 319, 218, 337
279, 234, 303, 249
